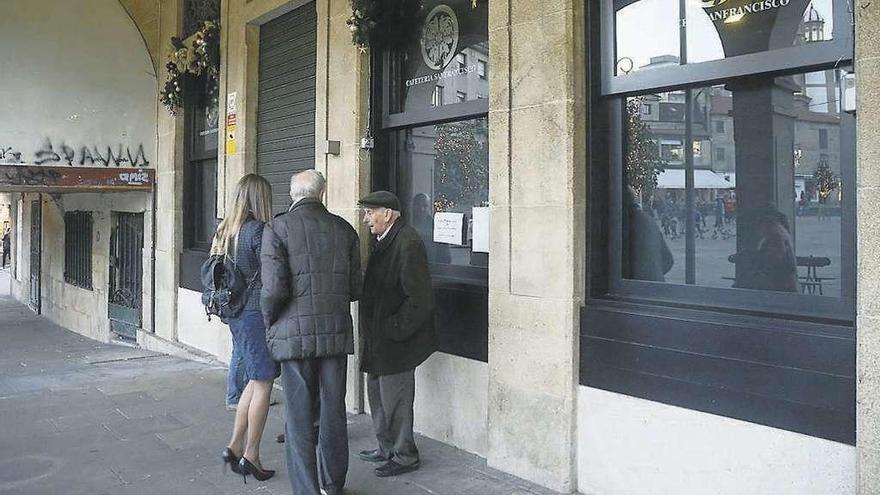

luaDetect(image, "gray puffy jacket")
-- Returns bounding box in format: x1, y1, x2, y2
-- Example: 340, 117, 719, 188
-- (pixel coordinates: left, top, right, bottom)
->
260, 198, 362, 360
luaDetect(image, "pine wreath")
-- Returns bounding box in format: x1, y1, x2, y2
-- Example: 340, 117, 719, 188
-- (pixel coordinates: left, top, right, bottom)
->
160, 20, 220, 115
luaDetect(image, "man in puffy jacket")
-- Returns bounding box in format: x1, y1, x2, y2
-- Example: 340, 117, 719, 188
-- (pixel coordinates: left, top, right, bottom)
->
261, 170, 362, 495
356, 190, 436, 478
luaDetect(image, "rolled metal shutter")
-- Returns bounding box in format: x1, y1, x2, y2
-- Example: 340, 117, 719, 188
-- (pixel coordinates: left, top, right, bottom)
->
257, 2, 317, 214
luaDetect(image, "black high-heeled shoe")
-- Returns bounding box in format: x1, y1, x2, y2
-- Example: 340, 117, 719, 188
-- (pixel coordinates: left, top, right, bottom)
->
238, 456, 275, 483
221, 448, 242, 474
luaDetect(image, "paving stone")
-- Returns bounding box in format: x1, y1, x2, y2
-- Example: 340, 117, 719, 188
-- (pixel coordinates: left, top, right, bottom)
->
0, 289, 560, 495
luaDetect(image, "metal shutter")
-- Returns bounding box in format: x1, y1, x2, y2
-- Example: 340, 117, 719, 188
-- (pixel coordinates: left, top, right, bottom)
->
257, 2, 317, 214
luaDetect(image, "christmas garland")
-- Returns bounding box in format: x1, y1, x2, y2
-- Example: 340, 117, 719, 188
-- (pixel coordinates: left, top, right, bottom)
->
347, 0, 482, 51
160, 20, 220, 115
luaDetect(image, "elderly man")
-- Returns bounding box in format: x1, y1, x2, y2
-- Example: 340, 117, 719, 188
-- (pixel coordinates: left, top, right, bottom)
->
261, 170, 362, 495
357, 190, 437, 478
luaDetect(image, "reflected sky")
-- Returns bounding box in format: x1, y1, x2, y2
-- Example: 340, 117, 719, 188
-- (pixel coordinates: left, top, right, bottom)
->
616, 0, 834, 72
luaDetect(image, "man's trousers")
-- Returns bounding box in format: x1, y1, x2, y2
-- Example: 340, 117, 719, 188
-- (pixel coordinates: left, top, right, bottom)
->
367, 369, 419, 466
280, 356, 348, 495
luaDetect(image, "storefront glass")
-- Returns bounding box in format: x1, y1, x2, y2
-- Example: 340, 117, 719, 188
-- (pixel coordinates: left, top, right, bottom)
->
391, 117, 489, 272
622, 70, 851, 299
615, 0, 835, 74
389, 1, 489, 114
378, 0, 490, 361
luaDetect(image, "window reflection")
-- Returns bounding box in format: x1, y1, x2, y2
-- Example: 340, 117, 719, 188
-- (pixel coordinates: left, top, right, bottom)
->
623, 70, 847, 297
394, 117, 489, 269
615, 0, 834, 74
391, 0, 489, 114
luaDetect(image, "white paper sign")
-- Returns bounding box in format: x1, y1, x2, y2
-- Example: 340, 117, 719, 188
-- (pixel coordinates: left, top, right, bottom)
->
227, 92, 237, 114
433, 212, 464, 245
471, 207, 489, 253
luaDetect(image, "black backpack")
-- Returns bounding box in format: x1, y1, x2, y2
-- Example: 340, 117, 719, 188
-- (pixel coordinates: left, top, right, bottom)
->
200, 252, 258, 322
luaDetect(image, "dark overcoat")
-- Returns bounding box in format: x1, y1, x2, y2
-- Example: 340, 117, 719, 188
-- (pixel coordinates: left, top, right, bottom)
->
260, 198, 362, 361
360, 220, 436, 376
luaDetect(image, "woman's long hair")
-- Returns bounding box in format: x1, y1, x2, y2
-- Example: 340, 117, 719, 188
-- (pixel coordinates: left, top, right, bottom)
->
210, 174, 273, 257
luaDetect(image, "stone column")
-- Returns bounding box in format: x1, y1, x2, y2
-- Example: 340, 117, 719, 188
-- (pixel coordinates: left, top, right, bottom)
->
152, 0, 184, 342
318, 0, 372, 412
487, 0, 586, 491
857, 0, 880, 492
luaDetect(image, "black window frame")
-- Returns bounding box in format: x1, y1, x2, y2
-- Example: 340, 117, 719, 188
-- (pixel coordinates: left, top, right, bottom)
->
594, 0, 856, 321
180, 71, 219, 291
602, 0, 854, 96
583, 0, 857, 445
64, 210, 93, 290
374, 0, 491, 362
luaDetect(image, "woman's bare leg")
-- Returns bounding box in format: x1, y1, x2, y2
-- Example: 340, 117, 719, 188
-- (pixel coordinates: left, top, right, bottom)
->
228, 380, 253, 455
242, 379, 272, 467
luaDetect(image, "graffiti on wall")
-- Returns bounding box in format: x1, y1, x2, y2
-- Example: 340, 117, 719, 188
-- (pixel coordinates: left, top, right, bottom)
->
119, 170, 150, 185
0, 147, 23, 164
33, 139, 150, 167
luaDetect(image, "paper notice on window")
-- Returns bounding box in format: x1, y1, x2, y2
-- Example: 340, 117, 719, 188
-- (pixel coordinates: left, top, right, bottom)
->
471, 207, 489, 253
433, 212, 464, 245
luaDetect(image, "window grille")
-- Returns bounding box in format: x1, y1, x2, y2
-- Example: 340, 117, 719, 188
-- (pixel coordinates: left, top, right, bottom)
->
64, 211, 93, 290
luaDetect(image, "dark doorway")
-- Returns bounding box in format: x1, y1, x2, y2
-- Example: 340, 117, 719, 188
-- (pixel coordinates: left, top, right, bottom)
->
28, 199, 40, 314
109, 212, 144, 340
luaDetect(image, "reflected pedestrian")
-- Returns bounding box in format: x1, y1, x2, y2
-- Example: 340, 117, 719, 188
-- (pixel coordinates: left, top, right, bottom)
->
625, 187, 673, 282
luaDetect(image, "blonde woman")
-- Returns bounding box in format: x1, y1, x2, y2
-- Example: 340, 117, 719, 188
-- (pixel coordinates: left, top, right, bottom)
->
214, 174, 277, 482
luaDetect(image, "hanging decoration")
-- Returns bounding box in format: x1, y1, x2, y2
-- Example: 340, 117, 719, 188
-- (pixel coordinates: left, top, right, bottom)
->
159, 20, 220, 115
813, 157, 838, 204
347, 0, 483, 51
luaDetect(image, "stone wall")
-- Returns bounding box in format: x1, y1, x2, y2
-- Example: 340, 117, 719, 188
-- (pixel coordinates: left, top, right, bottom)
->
486, 0, 586, 491
856, 0, 880, 492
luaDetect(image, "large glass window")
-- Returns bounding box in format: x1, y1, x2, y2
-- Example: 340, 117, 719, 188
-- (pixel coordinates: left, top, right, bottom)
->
378, 0, 489, 361
586, 0, 856, 445
622, 70, 851, 301
391, 117, 489, 275
386, 0, 489, 119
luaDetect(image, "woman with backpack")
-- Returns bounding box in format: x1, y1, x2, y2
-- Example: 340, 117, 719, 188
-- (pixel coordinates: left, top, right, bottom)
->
212, 174, 277, 482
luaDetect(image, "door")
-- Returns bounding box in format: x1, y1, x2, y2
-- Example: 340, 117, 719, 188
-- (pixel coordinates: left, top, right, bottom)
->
257, 1, 317, 214
28, 199, 40, 314
108, 212, 144, 340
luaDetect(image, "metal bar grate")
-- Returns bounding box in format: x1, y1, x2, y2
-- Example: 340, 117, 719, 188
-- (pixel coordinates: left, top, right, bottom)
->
64, 211, 93, 290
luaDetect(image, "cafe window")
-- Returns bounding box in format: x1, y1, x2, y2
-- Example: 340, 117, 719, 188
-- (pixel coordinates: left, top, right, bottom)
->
379, 0, 489, 361
585, 0, 856, 444
180, 70, 219, 290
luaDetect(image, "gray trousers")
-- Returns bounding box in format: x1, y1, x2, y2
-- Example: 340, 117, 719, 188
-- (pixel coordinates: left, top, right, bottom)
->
367, 369, 419, 466
280, 357, 348, 495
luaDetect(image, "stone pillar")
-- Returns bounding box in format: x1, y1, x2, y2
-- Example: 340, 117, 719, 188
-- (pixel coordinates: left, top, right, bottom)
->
486, 0, 586, 491
152, 0, 184, 342
318, 0, 372, 412
857, 0, 880, 492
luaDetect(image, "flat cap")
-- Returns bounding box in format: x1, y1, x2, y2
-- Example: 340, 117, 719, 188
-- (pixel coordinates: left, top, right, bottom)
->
358, 190, 401, 211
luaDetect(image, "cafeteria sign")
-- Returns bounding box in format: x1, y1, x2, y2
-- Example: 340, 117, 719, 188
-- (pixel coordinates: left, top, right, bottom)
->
406, 4, 474, 88
703, 0, 792, 23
